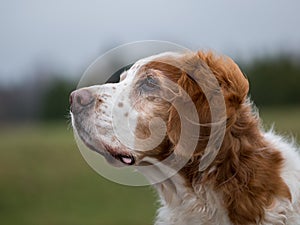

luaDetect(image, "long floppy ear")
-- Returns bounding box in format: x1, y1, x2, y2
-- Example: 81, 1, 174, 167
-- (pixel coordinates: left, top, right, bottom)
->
197, 52, 249, 117
167, 72, 204, 146
166, 51, 249, 156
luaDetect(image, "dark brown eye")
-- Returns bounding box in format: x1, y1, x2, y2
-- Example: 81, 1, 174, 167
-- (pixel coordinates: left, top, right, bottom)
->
141, 75, 159, 91
146, 76, 157, 87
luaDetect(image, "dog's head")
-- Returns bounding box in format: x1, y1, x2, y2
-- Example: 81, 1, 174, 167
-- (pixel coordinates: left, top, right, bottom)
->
70, 51, 249, 168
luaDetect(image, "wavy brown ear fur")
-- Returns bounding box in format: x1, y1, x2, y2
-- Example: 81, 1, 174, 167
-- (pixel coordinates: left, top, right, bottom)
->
197, 51, 249, 121
166, 51, 291, 224
167, 51, 250, 155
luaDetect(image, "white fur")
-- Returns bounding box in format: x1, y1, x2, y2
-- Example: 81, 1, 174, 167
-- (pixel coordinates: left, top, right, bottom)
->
78, 65, 139, 155
142, 158, 231, 225
264, 131, 300, 225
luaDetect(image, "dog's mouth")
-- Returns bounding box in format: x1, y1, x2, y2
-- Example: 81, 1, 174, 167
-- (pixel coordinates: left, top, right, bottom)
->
83, 138, 136, 166
102, 143, 136, 166
75, 130, 136, 166
115, 153, 135, 165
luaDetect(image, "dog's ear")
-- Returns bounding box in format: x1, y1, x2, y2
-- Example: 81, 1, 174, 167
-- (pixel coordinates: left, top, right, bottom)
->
166, 51, 249, 155
197, 52, 249, 110
166, 71, 208, 158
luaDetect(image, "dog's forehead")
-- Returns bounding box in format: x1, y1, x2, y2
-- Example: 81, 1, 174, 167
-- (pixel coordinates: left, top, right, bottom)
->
120, 51, 185, 87
130, 51, 183, 71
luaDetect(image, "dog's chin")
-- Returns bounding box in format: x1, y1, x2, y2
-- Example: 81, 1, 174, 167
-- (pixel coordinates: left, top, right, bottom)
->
73, 127, 136, 167
71, 114, 136, 167
85, 142, 136, 167
99, 151, 128, 167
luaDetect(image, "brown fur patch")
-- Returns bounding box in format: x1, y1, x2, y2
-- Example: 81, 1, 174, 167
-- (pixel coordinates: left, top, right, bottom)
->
133, 51, 291, 224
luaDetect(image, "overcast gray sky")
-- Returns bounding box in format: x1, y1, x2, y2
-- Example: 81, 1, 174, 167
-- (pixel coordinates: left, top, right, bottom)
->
1, 0, 300, 85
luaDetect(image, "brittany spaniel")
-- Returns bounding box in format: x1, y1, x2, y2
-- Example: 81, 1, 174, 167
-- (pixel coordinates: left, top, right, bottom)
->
70, 51, 300, 225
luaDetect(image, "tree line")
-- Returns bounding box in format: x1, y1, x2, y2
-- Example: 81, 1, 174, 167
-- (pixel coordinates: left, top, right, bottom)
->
0, 54, 299, 123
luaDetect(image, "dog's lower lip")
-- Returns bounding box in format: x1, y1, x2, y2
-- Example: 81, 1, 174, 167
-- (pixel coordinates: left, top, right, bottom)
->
118, 154, 135, 165
101, 143, 136, 165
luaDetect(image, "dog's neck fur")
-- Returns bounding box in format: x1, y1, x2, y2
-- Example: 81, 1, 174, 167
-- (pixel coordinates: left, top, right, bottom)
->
138, 159, 230, 225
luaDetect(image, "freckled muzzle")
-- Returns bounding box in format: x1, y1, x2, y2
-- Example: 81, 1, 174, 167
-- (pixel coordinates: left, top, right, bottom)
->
70, 88, 137, 166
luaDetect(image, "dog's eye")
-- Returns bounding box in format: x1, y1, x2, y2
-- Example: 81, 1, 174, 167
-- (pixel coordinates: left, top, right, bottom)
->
141, 75, 159, 91
146, 76, 157, 87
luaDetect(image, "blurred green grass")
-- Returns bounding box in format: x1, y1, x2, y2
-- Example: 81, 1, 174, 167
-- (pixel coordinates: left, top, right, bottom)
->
0, 107, 299, 225
0, 123, 156, 225
259, 106, 300, 138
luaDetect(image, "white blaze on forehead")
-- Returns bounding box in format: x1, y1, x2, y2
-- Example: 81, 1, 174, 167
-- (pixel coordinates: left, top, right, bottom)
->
109, 67, 139, 149
93, 51, 187, 153
134, 51, 184, 66
111, 52, 189, 152
110, 59, 167, 152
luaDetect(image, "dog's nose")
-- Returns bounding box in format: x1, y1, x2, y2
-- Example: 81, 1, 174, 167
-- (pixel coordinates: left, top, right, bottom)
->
70, 89, 94, 113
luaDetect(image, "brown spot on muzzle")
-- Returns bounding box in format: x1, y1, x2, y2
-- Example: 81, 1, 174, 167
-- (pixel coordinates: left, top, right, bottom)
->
95, 98, 104, 110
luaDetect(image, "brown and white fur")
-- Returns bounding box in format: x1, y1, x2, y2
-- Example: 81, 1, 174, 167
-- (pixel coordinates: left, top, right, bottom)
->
70, 51, 300, 225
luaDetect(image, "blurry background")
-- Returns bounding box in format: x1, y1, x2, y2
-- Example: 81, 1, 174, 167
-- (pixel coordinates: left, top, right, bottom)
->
0, 0, 299, 224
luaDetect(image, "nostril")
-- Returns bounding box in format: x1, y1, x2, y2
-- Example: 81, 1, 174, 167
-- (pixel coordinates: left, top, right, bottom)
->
76, 95, 82, 105
76, 89, 94, 106
69, 89, 94, 114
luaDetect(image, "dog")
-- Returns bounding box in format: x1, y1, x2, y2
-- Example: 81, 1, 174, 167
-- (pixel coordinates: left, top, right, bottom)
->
70, 51, 300, 225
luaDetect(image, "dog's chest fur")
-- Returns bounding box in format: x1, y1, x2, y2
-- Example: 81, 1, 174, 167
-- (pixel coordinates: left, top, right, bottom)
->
153, 173, 231, 225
